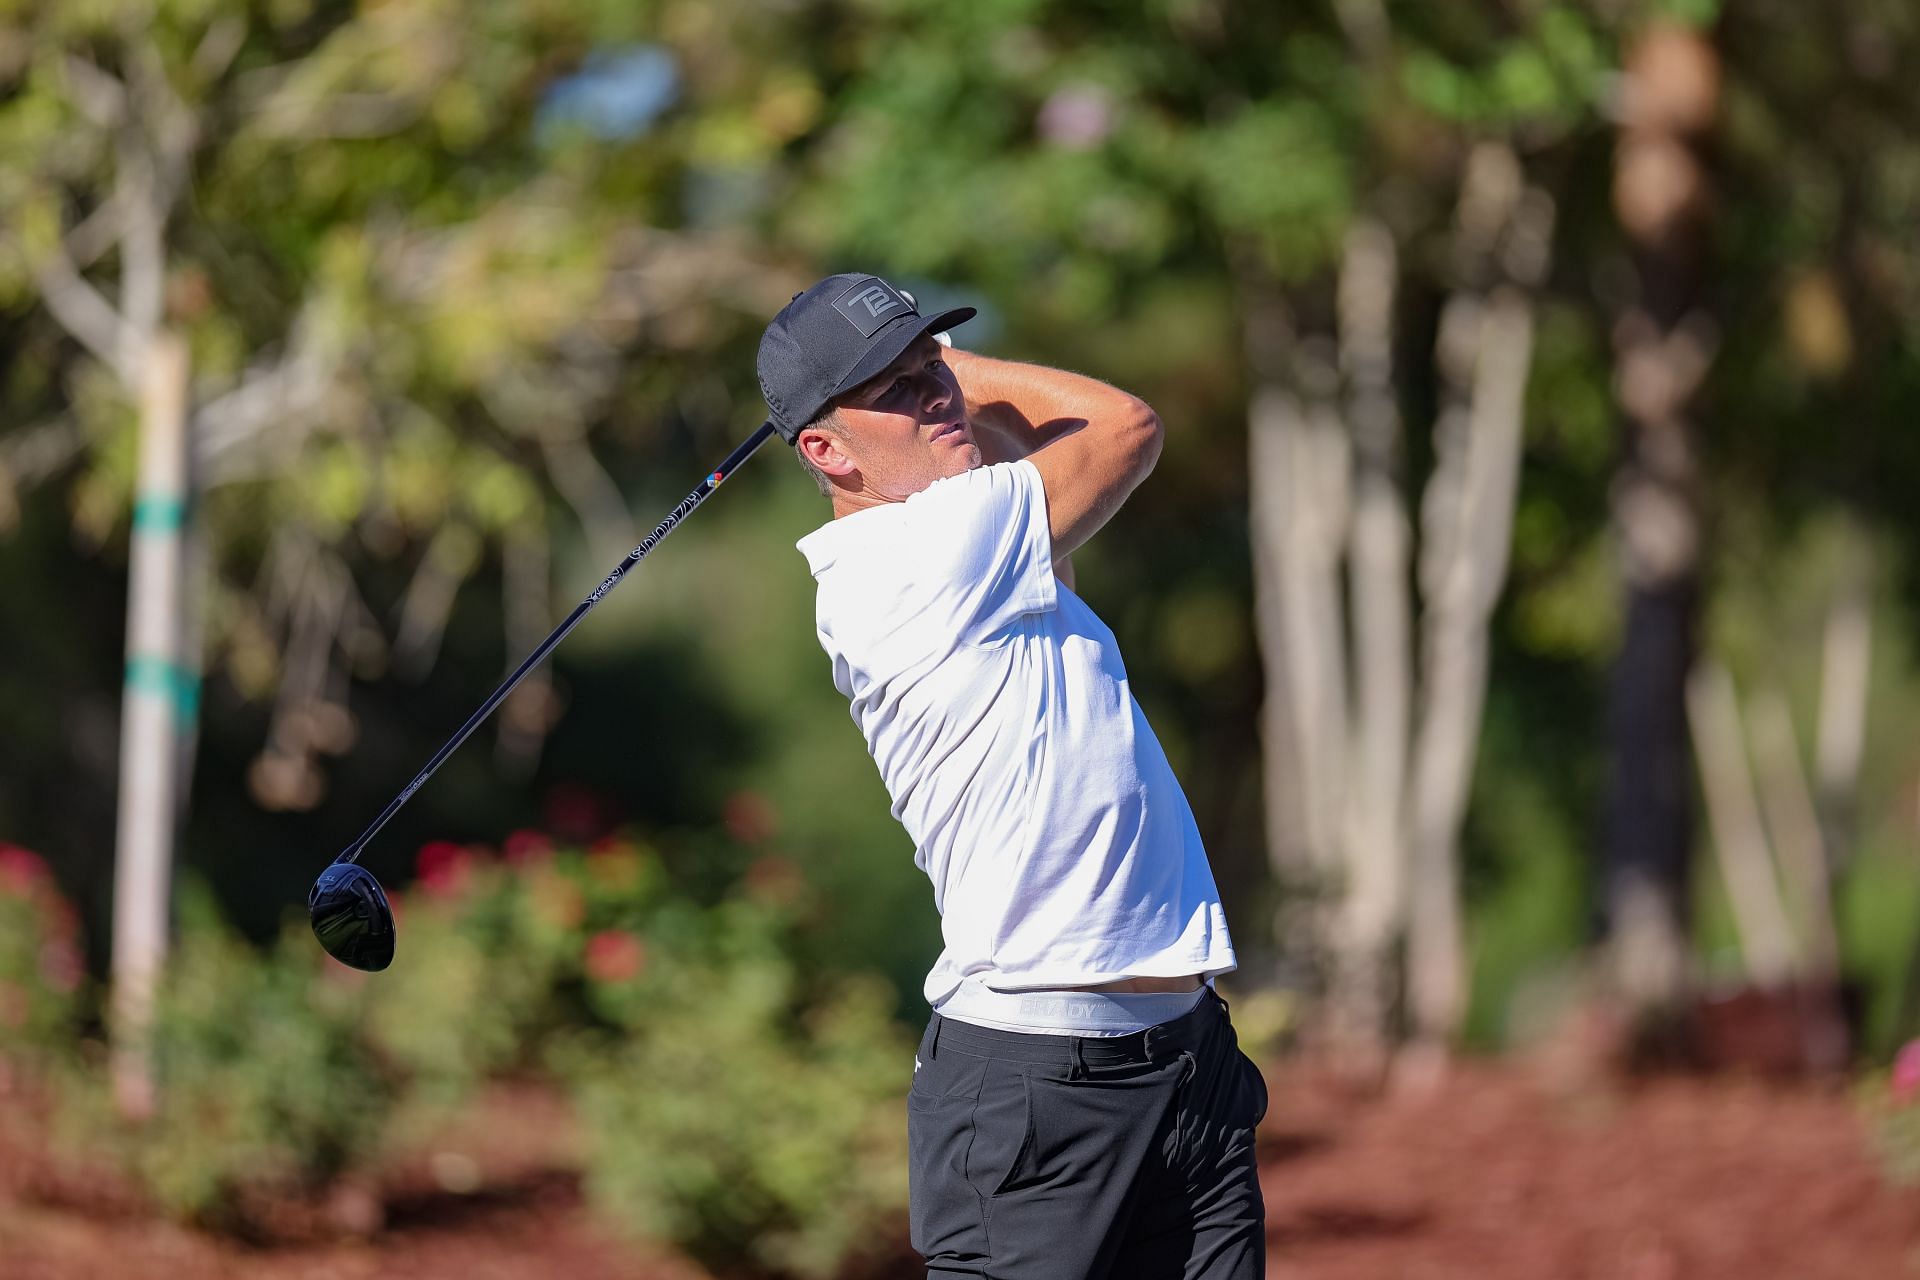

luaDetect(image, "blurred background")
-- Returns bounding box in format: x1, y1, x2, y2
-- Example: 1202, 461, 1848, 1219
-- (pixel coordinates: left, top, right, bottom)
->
3, 0, 1920, 1276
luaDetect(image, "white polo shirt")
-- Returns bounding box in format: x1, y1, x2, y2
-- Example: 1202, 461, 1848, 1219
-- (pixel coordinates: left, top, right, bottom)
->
796, 460, 1237, 1012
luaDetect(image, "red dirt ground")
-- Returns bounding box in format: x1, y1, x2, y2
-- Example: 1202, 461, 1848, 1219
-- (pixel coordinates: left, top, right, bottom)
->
3, 1062, 1915, 1279
1259, 1062, 1919, 1279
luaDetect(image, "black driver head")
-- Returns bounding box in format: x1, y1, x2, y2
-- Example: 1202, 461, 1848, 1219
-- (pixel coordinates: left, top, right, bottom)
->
309, 861, 395, 971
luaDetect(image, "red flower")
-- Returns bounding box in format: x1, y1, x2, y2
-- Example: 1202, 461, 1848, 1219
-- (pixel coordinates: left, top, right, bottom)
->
583, 930, 647, 984
415, 841, 473, 898
543, 783, 614, 842
503, 829, 554, 866
724, 791, 779, 844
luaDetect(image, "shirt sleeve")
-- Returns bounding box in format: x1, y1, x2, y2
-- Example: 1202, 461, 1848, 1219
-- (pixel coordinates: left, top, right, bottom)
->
899, 460, 1057, 643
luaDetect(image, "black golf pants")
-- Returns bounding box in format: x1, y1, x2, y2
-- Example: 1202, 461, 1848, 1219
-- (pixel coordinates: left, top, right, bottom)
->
907, 989, 1268, 1279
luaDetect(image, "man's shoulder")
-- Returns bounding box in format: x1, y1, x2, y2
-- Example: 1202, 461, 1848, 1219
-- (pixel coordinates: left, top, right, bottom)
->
795, 503, 903, 578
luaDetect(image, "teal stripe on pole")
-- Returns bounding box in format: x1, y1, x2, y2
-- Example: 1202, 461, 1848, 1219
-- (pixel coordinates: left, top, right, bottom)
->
131, 495, 187, 534
124, 653, 200, 721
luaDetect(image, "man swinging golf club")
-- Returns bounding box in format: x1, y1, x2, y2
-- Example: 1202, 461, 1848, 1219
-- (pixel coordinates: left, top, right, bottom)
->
760, 274, 1267, 1279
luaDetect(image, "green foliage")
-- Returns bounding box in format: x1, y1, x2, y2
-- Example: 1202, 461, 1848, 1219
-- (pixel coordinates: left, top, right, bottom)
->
1192, 102, 1353, 275
1462, 753, 1589, 1050
68, 896, 406, 1225
38, 835, 913, 1268
383, 834, 913, 1276
0, 843, 85, 1066
1836, 850, 1920, 1058
1861, 1041, 1920, 1185
391, 830, 915, 1276
561, 961, 910, 1279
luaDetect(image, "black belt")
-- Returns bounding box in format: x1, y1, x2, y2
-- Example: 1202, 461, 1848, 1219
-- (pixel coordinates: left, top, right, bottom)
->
928, 988, 1222, 1069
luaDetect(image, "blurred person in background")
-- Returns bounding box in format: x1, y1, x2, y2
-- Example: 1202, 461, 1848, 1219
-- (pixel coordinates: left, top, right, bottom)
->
760, 274, 1267, 1278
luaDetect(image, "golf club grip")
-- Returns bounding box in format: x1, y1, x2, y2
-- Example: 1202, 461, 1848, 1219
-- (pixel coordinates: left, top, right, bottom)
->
335, 421, 780, 865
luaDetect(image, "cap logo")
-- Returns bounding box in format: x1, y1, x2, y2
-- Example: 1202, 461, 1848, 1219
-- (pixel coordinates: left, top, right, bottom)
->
833, 278, 912, 337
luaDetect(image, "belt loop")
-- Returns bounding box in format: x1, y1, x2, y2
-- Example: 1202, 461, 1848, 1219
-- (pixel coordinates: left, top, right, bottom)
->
929, 1013, 943, 1060
1069, 1037, 1088, 1081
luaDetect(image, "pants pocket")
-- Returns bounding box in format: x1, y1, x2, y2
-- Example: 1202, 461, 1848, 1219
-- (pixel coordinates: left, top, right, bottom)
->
908, 1054, 1024, 1263
994, 1065, 1177, 1198
909, 1087, 982, 1260
1239, 1050, 1269, 1125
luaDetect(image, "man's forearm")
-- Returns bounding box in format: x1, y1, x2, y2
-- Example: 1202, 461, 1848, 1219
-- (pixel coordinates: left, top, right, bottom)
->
947, 348, 1118, 591
946, 345, 1162, 562
945, 347, 1144, 467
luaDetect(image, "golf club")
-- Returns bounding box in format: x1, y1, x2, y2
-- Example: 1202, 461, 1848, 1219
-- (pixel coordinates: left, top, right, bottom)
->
308, 421, 779, 971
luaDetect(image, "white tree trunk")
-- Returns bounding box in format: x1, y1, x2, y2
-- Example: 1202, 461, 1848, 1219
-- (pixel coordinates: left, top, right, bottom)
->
1331, 218, 1411, 1049
1686, 661, 1798, 987
111, 330, 191, 1120
1402, 147, 1554, 1048
1815, 529, 1872, 863
1249, 318, 1351, 988
1749, 691, 1838, 981
1252, 389, 1351, 825
1405, 285, 1536, 1044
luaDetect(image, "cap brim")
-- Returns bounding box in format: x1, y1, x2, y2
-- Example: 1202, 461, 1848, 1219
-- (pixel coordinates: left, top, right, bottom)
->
828, 306, 976, 402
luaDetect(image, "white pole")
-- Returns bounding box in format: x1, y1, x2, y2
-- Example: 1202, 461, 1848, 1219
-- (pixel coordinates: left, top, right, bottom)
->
111, 329, 190, 1120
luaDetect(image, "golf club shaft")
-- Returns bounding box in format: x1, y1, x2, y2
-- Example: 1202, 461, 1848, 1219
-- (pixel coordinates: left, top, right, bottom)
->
334, 421, 779, 866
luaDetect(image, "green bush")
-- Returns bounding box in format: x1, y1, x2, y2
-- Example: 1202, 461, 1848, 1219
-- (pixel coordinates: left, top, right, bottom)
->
1863, 1039, 1920, 1185
42, 827, 917, 1266
392, 834, 915, 1276
560, 950, 910, 1279
0, 841, 85, 1069
355, 837, 592, 1097
64, 896, 409, 1226
57, 858, 562, 1229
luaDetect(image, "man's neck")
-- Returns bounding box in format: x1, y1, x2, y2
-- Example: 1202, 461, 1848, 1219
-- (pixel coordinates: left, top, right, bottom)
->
830, 487, 894, 520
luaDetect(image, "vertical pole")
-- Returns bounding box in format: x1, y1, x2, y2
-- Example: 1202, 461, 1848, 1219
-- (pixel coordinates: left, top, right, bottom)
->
111, 330, 190, 1120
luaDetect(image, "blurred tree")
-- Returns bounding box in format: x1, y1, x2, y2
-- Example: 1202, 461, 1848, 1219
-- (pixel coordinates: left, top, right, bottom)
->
0, 0, 783, 1108
1598, 18, 1719, 1022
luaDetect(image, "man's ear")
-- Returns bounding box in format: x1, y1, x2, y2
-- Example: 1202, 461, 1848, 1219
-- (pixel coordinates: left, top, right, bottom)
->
796, 426, 858, 478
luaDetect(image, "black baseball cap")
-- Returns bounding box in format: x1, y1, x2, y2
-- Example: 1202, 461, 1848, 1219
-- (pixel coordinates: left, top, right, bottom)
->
757, 273, 975, 443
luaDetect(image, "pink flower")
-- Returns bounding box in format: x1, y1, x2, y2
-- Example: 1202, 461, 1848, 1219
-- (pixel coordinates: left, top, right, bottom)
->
1892, 1040, 1920, 1102
415, 841, 473, 898
1037, 84, 1115, 150
503, 829, 554, 867
0, 844, 48, 897
41, 898, 80, 944
583, 930, 647, 984
38, 941, 81, 994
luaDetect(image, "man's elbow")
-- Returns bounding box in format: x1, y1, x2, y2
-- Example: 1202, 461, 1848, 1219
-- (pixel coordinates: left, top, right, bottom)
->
1121, 402, 1164, 481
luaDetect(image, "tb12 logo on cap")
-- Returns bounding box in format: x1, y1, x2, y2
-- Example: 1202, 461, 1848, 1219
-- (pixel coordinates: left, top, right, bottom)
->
833, 277, 913, 337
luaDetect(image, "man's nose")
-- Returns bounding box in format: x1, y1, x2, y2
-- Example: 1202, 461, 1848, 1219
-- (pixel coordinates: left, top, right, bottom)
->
917, 372, 952, 414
